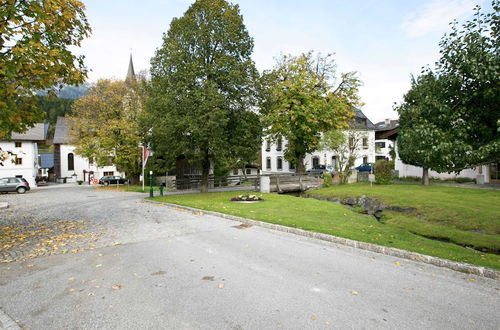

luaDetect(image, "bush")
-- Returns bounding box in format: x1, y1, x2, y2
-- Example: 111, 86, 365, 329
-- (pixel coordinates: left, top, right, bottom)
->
77, 180, 83, 185
323, 173, 332, 187
375, 160, 392, 184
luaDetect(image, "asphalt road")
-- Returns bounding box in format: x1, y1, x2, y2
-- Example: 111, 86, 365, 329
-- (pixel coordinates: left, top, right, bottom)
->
0, 186, 499, 329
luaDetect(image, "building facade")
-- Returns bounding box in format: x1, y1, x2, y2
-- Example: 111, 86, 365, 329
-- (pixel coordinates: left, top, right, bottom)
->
0, 124, 46, 186
261, 109, 376, 174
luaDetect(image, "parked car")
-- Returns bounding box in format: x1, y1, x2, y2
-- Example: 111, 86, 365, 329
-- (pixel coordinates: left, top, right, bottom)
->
0, 177, 31, 194
306, 165, 335, 176
355, 163, 374, 172
99, 176, 129, 185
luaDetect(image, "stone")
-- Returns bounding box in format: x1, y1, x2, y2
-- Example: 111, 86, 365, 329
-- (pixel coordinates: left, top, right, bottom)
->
0, 202, 9, 209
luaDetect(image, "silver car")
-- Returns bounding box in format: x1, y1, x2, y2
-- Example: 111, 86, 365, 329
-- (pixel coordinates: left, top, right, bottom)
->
0, 177, 31, 194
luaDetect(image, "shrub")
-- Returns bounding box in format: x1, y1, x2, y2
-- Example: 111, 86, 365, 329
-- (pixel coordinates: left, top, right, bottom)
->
77, 180, 83, 185
375, 160, 392, 184
323, 173, 332, 187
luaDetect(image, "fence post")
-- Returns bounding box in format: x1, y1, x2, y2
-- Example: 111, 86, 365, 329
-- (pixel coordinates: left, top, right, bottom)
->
299, 175, 304, 191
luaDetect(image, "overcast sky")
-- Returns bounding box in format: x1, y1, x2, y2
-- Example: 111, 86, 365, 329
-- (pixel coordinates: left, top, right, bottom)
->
78, 0, 487, 123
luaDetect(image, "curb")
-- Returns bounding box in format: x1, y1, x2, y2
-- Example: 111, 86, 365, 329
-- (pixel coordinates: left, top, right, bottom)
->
144, 199, 500, 280
0, 202, 8, 210
0, 308, 21, 330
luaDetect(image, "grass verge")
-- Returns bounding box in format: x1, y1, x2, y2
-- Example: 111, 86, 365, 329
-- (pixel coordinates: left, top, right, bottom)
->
152, 189, 499, 270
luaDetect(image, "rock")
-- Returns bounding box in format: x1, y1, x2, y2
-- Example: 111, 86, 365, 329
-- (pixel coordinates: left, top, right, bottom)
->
0, 202, 9, 209
342, 197, 357, 206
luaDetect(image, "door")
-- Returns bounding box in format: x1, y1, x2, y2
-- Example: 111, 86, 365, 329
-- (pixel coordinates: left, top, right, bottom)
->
7, 178, 19, 191
0, 178, 8, 192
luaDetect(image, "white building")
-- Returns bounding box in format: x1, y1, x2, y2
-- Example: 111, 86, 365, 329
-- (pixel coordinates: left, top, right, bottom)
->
0, 124, 46, 187
261, 109, 376, 174
374, 119, 497, 184
53, 117, 123, 183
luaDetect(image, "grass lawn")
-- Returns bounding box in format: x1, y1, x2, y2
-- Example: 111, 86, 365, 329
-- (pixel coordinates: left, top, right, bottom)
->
152, 188, 500, 270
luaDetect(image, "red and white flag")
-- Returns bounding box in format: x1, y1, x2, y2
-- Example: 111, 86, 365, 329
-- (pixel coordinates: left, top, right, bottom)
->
143, 145, 150, 168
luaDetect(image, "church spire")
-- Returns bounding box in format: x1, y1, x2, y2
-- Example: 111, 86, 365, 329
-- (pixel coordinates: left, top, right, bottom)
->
126, 53, 136, 83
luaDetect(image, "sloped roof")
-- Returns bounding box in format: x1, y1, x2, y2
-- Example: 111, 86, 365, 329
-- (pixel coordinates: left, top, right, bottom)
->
354, 108, 376, 130
53, 116, 74, 144
9, 123, 46, 141
374, 119, 399, 131
40, 152, 54, 169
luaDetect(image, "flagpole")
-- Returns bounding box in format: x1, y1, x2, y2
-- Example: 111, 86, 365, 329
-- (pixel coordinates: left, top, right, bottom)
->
142, 145, 145, 192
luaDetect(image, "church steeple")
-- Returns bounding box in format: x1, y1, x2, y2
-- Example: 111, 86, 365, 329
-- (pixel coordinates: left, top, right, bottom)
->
126, 53, 136, 83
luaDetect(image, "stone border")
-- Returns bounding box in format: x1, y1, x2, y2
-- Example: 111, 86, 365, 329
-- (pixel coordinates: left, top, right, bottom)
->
0, 308, 21, 330
145, 199, 500, 280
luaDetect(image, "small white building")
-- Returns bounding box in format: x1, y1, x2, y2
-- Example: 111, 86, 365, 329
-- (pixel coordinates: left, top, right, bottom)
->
374, 119, 497, 184
261, 109, 376, 174
53, 117, 123, 183
0, 124, 46, 187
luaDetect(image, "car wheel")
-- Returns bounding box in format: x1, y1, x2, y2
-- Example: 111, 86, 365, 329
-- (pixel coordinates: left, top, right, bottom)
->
16, 187, 27, 194
104, 181, 109, 186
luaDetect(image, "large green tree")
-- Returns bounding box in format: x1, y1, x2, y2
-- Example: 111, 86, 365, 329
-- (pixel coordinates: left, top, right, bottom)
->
0, 0, 91, 138
146, 0, 261, 192
70, 79, 145, 183
260, 52, 362, 173
397, 1, 500, 184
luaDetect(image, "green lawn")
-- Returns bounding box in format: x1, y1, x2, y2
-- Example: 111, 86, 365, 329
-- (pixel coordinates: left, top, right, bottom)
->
151, 188, 500, 270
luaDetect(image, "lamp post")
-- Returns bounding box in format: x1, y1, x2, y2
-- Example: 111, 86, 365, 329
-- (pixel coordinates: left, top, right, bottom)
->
149, 170, 153, 198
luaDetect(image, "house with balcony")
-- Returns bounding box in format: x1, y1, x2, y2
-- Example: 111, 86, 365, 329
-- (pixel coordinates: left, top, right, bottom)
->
374, 119, 495, 183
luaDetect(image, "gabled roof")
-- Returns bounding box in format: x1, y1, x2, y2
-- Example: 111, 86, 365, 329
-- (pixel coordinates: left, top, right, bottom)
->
353, 108, 376, 130
9, 123, 46, 141
374, 119, 399, 131
40, 152, 54, 169
53, 116, 75, 144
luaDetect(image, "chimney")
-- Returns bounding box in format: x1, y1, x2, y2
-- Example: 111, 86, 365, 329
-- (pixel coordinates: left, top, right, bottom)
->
385, 118, 390, 125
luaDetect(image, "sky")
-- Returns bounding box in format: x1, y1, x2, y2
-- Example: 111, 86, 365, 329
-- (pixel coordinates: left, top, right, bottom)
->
78, 0, 488, 123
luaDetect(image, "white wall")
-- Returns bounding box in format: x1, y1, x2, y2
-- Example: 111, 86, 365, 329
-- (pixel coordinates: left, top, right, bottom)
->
0, 141, 38, 187
59, 144, 123, 182
261, 130, 375, 174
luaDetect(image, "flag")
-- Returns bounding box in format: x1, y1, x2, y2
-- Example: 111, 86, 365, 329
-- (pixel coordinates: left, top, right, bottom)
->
143, 145, 150, 168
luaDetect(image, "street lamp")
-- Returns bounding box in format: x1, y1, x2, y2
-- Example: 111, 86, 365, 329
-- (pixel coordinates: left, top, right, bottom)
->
149, 170, 153, 198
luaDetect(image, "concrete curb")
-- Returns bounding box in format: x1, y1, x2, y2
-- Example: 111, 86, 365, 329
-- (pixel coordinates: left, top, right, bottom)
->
0, 308, 21, 330
144, 199, 499, 280
0, 202, 8, 210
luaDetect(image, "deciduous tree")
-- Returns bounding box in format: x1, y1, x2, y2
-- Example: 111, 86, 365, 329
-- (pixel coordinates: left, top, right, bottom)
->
397, 1, 500, 184
260, 52, 361, 173
146, 0, 261, 192
69, 79, 145, 183
0, 0, 91, 138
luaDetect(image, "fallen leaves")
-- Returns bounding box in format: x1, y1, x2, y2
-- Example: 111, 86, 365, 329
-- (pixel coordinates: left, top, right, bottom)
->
218, 283, 225, 289
350, 290, 359, 295
111, 284, 122, 290
394, 261, 401, 266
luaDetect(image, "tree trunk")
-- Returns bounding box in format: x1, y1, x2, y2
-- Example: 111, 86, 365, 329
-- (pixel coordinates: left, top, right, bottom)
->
200, 153, 210, 193
422, 167, 429, 185
296, 156, 305, 174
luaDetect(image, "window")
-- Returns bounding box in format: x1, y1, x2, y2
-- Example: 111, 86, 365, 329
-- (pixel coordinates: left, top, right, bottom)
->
15, 157, 22, 165
266, 157, 271, 170
363, 156, 368, 164
288, 161, 295, 170
103, 171, 114, 176
331, 156, 336, 168
265, 140, 271, 152
276, 137, 282, 151
67, 153, 74, 171
15, 142, 22, 148
312, 157, 320, 168
233, 169, 238, 175
375, 142, 385, 149
376, 156, 386, 161
246, 168, 251, 175
362, 137, 368, 149
277, 157, 283, 170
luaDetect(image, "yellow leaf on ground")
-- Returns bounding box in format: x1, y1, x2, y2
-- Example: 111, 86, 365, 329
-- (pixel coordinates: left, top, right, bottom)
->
311, 315, 317, 320
351, 290, 359, 295
111, 284, 122, 290
218, 283, 225, 289
394, 262, 401, 266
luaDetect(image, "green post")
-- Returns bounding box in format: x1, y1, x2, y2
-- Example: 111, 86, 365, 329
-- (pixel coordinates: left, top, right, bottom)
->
149, 171, 153, 198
